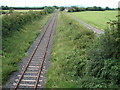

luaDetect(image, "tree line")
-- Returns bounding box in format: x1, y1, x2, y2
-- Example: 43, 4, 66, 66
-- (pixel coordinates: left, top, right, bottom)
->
67, 6, 116, 12
1, 5, 117, 12
1, 6, 47, 10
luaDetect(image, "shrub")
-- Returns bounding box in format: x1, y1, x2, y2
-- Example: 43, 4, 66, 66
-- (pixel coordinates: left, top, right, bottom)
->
60, 7, 65, 11
86, 16, 120, 88
2, 11, 48, 38
44, 7, 55, 13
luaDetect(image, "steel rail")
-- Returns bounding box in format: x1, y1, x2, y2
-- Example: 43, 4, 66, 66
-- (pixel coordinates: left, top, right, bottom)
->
14, 13, 55, 90
34, 13, 57, 89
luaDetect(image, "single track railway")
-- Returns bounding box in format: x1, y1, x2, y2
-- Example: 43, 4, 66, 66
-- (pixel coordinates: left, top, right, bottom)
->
13, 10, 58, 89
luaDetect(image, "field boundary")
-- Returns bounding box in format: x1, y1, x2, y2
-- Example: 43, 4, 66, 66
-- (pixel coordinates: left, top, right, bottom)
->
65, 11, 104, 34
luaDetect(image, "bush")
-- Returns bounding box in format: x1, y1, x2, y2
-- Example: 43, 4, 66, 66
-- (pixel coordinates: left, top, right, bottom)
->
2, 11, 8, 14
2, 11, 48, 38
46, 12, 120, 88
44, 7, 55, 13
86, 16, 120, 88
60, 7, 65, 11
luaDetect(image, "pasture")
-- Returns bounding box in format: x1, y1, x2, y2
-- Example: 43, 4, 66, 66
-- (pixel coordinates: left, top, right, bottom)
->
70, 11, 117, 30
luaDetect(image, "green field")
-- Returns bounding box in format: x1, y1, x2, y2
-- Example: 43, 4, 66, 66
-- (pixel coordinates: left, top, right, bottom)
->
14, 10, 42, 12
70, 11, 117, 30
2, 9, 42, 12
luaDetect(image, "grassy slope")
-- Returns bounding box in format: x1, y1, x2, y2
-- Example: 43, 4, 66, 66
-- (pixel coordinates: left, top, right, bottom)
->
70, 11, 117, 30
2, 14, 51, 84
46, 12, 95, 88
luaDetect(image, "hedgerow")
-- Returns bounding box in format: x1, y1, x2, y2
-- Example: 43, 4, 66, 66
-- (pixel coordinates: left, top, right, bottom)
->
2, 7, 55, 37
2, 11, 46, 37
46, 12, 120, 88
2, 7, 55, 84
65, 15, 120, 88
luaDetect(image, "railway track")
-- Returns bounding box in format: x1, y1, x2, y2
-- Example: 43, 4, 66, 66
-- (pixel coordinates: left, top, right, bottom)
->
13, 10, 58, 89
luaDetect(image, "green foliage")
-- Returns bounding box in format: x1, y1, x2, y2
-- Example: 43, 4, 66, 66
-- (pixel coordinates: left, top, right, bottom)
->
68, 7, 86, 12
1, 5, 44, 10
2, 11, 47, 37
2, 11, 8, 14
2, 7, 54, 84
85, 16, 120, 88
67, 6, 115, 12
60, 7, 65, 11
1, 6, 10, 10
46, 12, 95, 88
89, 16, 120, 60
44, 7, 55, 13
53, 6, 59, 9
46, 12, 120, 88
86, 6, 105, 11
2, 13, 51, 84
68, 6, 106, 12
9, 8, 14, 13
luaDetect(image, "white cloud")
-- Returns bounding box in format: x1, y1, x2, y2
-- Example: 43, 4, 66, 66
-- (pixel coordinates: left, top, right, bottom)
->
0, 0, 119, 8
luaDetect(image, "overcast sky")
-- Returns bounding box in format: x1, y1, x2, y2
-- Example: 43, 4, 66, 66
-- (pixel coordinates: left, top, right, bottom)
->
1, 0, 120, 8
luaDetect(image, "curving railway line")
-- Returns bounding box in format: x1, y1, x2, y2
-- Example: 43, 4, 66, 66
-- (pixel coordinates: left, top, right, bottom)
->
11, 10, 58, 89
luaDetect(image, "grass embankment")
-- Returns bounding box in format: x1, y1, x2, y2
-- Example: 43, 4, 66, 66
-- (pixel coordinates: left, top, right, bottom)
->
46, 11, 120, 88
2, 14, 51, 84
46, 12, 95, 88
70, 11, 117, 30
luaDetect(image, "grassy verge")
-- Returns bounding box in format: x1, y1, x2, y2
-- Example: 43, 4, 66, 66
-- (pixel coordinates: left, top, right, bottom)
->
46, 12, 95, 88
2, 14, 51, 84
46, 11, 120, 88
70, 11, 117, 30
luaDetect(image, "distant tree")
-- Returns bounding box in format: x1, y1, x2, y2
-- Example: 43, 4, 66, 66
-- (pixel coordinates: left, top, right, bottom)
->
68, 6, 105, 12
86, 6, 104, 11
1, 6, 4, 8
97, 7, 103, 11
105, 7, 111, 10
1, 5, 9, 10
68, 9, 73, 12
93, 6, 97, 10
118, 8, 120, 11
53, 6, 59, 9
71, 6, 79, 12
60, 7, 65, 11
44, 7, 55, 13
86, 7, 93, 11
9, 8, 14, 13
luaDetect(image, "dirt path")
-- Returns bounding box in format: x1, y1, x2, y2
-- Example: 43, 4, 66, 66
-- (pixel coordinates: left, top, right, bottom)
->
65, 12, 104, 34
4, 11, 58, 89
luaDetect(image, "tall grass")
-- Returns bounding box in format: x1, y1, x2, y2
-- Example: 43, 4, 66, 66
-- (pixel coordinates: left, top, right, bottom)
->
2, 14, 51, 84
46, 11, 120, 88
46, 12, 95, 88
2, 7, 55, 84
